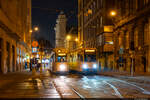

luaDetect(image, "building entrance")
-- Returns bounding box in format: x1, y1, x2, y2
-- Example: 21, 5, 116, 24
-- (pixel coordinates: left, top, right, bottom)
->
12, 46, 15, 72
6, 42, 10, 72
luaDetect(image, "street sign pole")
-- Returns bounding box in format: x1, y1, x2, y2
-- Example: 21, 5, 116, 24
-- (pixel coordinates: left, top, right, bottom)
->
31, 41, 39, 76
40, 53, 43, 74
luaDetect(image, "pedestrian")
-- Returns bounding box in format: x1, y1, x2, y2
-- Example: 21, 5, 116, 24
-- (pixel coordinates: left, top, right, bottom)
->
25, 62, 27, 69
30, 59, 32, 71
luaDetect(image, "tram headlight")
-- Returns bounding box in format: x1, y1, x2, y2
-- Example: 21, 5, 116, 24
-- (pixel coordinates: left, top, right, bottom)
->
83, 64, 88, 69
93, 64, 97, 69
60, 64, 66, 71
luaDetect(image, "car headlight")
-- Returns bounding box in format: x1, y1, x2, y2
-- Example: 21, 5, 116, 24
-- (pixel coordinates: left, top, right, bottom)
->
93, 64, 97, 69
83, 64, 88, 69
60, 64, 66, 71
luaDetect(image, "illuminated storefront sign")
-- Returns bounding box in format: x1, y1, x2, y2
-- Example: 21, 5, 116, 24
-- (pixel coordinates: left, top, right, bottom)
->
104, 26, 113, 32
58, 53, 66, 56
85, 50, 95, 53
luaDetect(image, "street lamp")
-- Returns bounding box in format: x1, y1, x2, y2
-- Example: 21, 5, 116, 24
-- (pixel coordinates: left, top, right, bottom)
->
75, 38, 78, 42
67, 35, 71, 40
110, 10, 117, 17
30, 26, 39, 33
34, 27, 39, 31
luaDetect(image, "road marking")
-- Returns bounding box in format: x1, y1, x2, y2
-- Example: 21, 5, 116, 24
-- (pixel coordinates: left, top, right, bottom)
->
103, 81, 123, 98
115, 79, 150, 95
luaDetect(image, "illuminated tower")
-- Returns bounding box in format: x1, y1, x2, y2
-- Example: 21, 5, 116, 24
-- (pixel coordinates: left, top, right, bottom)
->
54, 12, 67, 48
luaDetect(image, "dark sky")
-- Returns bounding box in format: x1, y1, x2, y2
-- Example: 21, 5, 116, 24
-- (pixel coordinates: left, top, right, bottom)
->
32, 0, 78, 47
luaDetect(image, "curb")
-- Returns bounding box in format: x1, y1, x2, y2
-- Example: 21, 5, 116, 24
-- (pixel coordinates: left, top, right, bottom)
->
99, 73, 150, 84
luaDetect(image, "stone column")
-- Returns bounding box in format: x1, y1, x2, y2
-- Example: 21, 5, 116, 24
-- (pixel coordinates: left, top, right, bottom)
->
9, 43, 13, 72
14, 45, 17, 72
1, 39, 7, 74
147, 18, 150, 72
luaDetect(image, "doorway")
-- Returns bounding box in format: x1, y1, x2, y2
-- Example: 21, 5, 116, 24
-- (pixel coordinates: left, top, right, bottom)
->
6, 42, 10, 72
12, 46, 15, 72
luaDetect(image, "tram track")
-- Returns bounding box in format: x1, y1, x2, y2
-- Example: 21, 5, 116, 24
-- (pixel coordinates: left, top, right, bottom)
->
52, 78, 85, 99
52, 74, 150, 99
94, 76, 150, 96
71, 87, 86, 100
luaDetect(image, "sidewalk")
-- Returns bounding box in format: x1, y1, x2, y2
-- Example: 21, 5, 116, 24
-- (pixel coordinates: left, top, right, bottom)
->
0, 70, 33, 88
99, 71, 150, 84
0, 69, 61, 98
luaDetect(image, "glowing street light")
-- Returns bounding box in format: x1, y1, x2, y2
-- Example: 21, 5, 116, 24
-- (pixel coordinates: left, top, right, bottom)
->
75, 38, 78, 42
110, 10, 117, 17
67, 35, 71, 40
34, 27, 39, 31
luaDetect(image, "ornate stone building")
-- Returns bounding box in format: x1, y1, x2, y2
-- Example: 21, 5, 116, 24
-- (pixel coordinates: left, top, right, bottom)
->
0, 0, 32, 74
78, 0, 150, 73
78, 0, 115, 70
113, 0, 150, 73
54, 12, 67, 48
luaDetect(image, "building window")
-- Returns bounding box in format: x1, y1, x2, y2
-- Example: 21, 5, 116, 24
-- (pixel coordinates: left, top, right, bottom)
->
135, 0, 138, 10
144, 0, 149, 5
125, 31, 129, 49
134, 28, 138, 48
119, 34, 122, 47
144, 23, 149, 45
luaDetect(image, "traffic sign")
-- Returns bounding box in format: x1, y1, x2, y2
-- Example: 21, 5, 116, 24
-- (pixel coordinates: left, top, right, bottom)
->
32, 41, 38, 47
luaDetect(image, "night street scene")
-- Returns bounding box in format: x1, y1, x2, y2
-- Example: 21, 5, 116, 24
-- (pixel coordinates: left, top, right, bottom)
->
1, 0, 150, 99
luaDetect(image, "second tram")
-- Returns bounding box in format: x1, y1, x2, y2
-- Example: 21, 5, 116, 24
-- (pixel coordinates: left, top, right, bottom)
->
68, 48, 98, 74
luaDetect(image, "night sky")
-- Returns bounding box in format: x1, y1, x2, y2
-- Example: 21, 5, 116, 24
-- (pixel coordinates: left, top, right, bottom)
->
32, 0, 78, 47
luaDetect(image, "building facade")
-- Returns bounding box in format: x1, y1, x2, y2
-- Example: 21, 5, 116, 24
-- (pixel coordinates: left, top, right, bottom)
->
78, 0, 115, 71
0, 0, 32, 74
113, 0, 150, 73
54, 12, 67, 48
65, 27, 78, 52
78, 0, 150, 73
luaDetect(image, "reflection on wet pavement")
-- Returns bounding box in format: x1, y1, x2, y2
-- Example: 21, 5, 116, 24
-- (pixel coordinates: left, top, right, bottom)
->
55, 75, 150, 98
0, 73, 60, 98
1, 71, 150, 98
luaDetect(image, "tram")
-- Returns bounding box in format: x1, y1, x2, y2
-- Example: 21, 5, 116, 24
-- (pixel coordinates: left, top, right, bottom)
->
68, 48, 98, 74
50, 48, 69, 74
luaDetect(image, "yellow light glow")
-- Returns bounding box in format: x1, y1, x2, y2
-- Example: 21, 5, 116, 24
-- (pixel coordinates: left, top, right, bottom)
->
58, 53, 66, 56
88, 9, 92, 14
110, 11, 117, 16
104, 26, 113, 32
34, 27, 39, 31
67, 35, 71, 40
85, 50, 95, 53
75, 38, 78, 42
58, 50, 61, 53
30, 30, 33, 33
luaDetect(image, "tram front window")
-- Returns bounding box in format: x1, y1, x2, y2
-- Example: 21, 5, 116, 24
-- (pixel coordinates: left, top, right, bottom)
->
57, 56, 67, 62
84, 55, 96, 62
